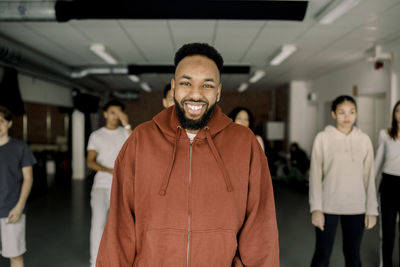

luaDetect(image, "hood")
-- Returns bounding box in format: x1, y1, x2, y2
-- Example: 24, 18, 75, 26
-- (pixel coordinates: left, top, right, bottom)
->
153, 105, 234, 196
324, 125, 362, 161
324, 125, 362, 138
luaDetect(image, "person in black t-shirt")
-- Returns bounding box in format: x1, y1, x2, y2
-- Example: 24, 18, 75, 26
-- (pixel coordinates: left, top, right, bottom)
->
0, 106, 36, 267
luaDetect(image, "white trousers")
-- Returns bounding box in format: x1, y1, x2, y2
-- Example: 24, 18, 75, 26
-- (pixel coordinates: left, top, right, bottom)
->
90, 187, 111, 267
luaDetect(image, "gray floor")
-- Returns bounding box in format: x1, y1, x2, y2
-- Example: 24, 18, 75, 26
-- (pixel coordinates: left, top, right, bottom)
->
0, 179, 398, 267
0, 179, 91, 267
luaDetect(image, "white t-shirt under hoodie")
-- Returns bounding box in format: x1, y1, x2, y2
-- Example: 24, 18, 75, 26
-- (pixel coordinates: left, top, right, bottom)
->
87, 126, 130, 189
374, 129, 400, 186
309, 125, 378, 216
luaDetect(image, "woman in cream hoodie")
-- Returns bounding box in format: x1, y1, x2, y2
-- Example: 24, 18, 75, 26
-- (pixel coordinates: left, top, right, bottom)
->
374, 100, 400, 267
309, 95, 378, 267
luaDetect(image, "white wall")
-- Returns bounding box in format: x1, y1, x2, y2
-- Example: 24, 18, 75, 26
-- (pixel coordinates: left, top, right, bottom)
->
383, 39, 400, 109
288, 81, 317, 155
0, 67, 73, 107
293, 39, 400, 154
18, 74, 73, 107
288, 48, 398, 154
310, 60, 391, 131
356, 94, 387, 147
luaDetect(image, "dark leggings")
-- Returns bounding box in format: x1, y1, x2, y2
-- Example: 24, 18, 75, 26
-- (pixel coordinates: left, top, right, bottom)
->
310, 214, 365, 267
380, 173, 400, 267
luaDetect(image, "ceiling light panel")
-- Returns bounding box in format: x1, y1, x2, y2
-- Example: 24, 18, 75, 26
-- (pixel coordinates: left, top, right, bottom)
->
270, 45, 297, 66
237, 83, 249, 92
316, 0, 360, 25
90, 43, 118, 65
249, 70, 266, 83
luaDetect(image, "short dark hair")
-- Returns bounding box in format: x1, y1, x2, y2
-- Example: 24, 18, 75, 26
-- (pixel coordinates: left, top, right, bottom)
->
331, 95, 357, 112
228, 107, 254, 130
103, 100, 125, 111
174, 43, 224, 73
0, 106, 13, 121
163, 83, 171, 98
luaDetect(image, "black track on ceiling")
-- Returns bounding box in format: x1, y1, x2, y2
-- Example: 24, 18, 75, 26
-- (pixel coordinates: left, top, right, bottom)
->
55, 0, 308, 22
128, 65, 250, 75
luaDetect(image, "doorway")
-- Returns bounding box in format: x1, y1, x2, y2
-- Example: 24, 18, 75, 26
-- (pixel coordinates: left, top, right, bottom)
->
356, 94, 387, 148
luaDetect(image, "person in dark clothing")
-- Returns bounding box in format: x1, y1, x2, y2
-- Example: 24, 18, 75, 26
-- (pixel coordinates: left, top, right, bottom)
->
0, 106, 36, 267
290, 142, 310, 176
374, 100, 400, 267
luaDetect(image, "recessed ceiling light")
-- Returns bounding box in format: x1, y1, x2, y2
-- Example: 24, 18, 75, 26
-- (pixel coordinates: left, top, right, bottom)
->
366, 26, 378, 31
140, 82, 152, 92
90, 43, 118, 65
237, 83, 249, 93
270, 45, 297, 66
316, 0, 360, 25
249, 70, 266, 83
128, 75, 140, 83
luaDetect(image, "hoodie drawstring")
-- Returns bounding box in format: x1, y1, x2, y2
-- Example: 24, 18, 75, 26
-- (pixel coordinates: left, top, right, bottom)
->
159, 126, 233, 196
159, 126, 182, 196
350, 136, 355, 162
204, 127, 234, 192
345, 136, 355, 162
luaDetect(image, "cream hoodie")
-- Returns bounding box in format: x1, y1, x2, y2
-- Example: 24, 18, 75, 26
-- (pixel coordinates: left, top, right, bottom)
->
309, 125, 378, 215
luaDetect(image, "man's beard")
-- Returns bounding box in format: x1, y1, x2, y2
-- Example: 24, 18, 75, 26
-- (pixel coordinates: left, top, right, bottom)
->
174, 98, 216, 131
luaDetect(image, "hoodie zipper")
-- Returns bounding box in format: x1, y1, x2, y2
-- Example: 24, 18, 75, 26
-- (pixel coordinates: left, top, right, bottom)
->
186, 141, 193, 267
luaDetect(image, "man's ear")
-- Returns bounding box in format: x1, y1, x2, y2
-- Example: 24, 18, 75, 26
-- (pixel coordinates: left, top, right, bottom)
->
216, 83, 222, 102
7, 120, 13, 129
171, 78, 175, 97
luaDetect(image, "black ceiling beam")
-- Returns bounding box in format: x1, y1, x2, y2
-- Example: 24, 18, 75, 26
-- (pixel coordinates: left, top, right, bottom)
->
56, 0, 308, 22
128, 65, 250, 75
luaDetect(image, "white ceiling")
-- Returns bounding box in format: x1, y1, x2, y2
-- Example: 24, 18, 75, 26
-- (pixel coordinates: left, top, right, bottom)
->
1, 0, 400, 92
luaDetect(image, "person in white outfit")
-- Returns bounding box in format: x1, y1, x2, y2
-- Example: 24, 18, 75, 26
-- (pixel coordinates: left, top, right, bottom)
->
309, 95, 378, 267
374, 100, 400, 267
86, 100, 132, 267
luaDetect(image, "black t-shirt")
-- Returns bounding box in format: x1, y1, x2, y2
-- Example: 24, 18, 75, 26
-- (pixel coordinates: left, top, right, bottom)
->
0, 138, 36, 218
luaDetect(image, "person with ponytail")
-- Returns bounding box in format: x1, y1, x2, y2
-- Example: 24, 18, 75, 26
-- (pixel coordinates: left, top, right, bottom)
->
374, 100, 400, 267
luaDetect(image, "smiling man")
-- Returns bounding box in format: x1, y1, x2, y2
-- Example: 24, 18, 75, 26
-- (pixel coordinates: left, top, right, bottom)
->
172, 49, 220, 134
97, 43, 279, 267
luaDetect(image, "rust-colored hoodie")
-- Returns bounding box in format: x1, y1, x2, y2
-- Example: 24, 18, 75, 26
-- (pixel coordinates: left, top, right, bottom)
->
97, 105, 279, 267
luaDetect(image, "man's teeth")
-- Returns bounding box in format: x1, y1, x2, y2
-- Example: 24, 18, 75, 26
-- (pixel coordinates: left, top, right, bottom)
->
187, 104, 202, 110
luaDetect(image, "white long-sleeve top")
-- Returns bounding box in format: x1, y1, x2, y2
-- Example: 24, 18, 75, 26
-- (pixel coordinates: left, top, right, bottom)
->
309, 125, 378, 216
374, 129, 400, 186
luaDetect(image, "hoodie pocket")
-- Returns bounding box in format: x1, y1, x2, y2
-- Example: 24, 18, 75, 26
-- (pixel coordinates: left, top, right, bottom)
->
190, 229, 237, 267
134, 229, 187, 267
